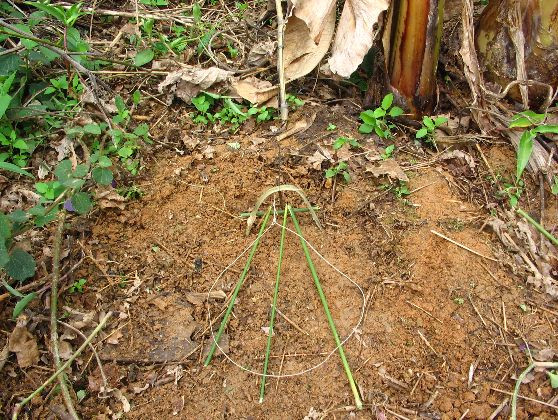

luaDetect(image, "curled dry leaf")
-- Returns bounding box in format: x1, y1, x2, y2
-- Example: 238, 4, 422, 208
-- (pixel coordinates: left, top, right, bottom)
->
329, 0, 390, 77
8, 317, 40, 368
247, 41, 276, 67
0, 343, 9, 372
185, 290, 226, 306
112, 388, 131, 413
231, 76, 278, 107
158, 65, 233, 104
365, 159, 409, 182
284, 5, 336, 81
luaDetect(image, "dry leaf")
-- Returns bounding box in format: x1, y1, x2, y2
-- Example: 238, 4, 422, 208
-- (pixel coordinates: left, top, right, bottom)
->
0, 343, 9, 372
329, 0, 390, 77
284, 6, 336, 81
96, 190, 127, 210
308, 150, 328, 170
439, 150, 477, 171
112, 389, 130, 413
186, 291, 226, 306
276, 114, 316, 141
158, 65, 233, 104
202, 145, 215, 159
8, 318, 40, 368
106, 329, 123, 345
247, 41, 276, 66
230, 76, 278, 106
365, 159, 409, 182
58, 340, 73, 360
289, 0, 337, 43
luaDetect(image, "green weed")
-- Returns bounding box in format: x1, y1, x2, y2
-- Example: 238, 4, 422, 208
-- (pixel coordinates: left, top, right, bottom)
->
359, 93, 403, 138
416, 116, 448, 146
332, 136, 360, 150
325, 161, 350, 183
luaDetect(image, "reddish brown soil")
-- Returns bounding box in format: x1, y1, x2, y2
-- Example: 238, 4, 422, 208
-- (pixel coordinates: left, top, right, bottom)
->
1, 106, 557, 419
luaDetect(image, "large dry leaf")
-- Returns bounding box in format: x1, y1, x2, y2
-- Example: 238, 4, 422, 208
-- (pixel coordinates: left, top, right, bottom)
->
284, 3, 336, 81
329, 0, 390, 77
158, 65, 233, 104
289, 0, 337, 43
8, 319, 40, 368
365, 159, 408, 182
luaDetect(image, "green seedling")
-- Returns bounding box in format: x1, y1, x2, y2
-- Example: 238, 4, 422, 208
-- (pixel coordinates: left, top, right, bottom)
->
416, 116, 448, 146
2, 280, 36, 318
332, 136, 360, 150
327, 123, 337, 131
359, 93, 403, 138
325, 161, 350, 183
552, 176, 558, 195
380, 144, 395, 160
69, 278, 86, 293
286, 93, 304, 110
394, 182, 410, 198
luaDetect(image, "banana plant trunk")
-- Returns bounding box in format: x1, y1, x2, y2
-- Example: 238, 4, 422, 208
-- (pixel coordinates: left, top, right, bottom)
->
382, 0, 445, 117
476, 0, 558, 110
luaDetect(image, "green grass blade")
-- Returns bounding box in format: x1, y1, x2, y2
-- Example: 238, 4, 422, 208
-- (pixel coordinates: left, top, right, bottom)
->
516, 207, 558, 247
204, 206, 272, 367
289, 208, 363, 409
259, 204, 289, 403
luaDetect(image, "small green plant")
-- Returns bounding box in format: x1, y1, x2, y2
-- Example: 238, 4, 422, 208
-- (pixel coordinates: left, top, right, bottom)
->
69, 278, 86, 294
327, 123, 337, 131
359, 93, 403, 138
286, 93, 304, 110
332, 136, 360, 150
453, 297, 464, 305
380, 144, 395, 160
117, 185, 144, 200
552, 176, 558, 195
416, 116, 448, 145
325, 161, 350, 183
394, 182, 410, 199
191, 92, 273, 130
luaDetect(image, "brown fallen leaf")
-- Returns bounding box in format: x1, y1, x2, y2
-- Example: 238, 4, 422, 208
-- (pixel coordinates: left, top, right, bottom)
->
308, 150, 328, 170
158, 65, 233, 104
95, 190, 127, 210
8, 317, 40, 368
330, 0, 390, 77
186, 290, 226, 306
246, 41, 276, 67
365, 159, 409, 182
230, 76, 278, 107
276, 113, 316, 141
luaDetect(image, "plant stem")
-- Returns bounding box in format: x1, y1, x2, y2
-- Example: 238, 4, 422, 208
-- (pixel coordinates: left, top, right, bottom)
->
239, 206, 320, 218
259, 205, 288, 403
511, 361, 558, 419
274, 0, 288, 121
204, 206, 272, 367
288, 208, 363, 410
516, 207, 558, 247
50, 212, 79, 420
12, 312, 112, 420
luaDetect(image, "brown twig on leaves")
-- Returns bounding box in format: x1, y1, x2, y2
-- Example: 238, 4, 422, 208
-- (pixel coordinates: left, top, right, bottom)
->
50, 212, 79, 420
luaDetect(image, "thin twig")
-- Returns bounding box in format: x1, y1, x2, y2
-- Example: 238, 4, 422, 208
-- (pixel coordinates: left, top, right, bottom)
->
274, 0, 288, 121
12, 312, 112, 420
430, 229, 498, 262
50, 213, 79, 420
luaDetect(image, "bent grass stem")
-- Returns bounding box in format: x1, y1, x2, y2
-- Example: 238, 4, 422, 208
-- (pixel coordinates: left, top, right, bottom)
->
259, 205, 288, 403
204, 206, 272, 366
289, 207, 363, 409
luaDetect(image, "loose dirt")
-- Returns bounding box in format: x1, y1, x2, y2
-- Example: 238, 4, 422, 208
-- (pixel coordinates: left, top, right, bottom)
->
1, 106, 557, 419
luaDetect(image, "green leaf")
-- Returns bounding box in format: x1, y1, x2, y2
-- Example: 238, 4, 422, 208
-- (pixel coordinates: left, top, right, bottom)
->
97, 156, 112, 168
71, 192, 93, 215
13, 292, 36, 318
0, 161, 34, 179
416, 128, 428, 139
73, 163, 89, 178
389, 106, 403, 118
83, 123, 101, 135
0, 240, 8, 266
54, 159, 73, 182
381, 93, 393, 111
13, 139, 28, 150
358, 123, 373, 134
76, 389, 86, 403
2, 280, 24, 298
342, 171, 351, 183
193, 2, 202, 22
434, 116, 448, 126
360, 110, 376, 125
0, 94, 12, 119
548, 371, 558, 389
4, 248, 36, 281
516, 130, 535, 181
373, 107, 386, 118
333, 137, 346, 150
132, 90, 141, 105
115, 95, 126, 114
92, 167, 113, 185
8, 210, 27, 224
509, 110, 545, 128
325, 168, 336, 178
534, 124, 558, 134
0, 212, 12, 239
551, 176, 558, 195
133, 123, 149, 137
134, 49, 154, 67
423, 116, 435, 131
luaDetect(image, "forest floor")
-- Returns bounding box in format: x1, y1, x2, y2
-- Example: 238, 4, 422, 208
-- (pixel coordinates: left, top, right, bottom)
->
1, 1, 558, 419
